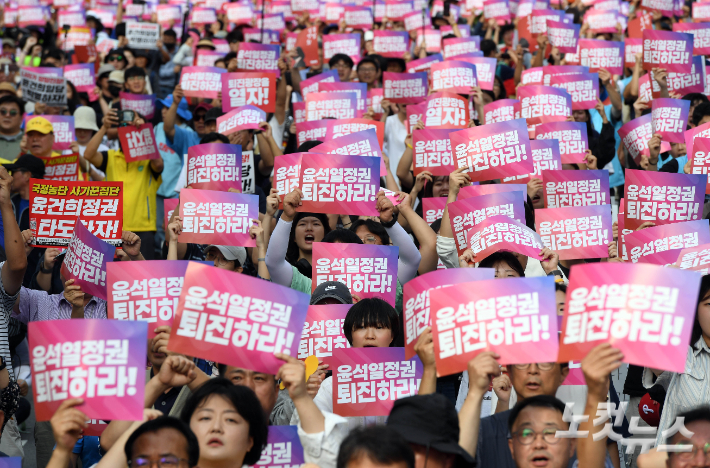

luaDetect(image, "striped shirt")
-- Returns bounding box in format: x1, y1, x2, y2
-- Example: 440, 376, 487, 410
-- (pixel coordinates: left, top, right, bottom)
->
0, 262, 19, 378
15, 287, 108, 324
643, 337, 710, 444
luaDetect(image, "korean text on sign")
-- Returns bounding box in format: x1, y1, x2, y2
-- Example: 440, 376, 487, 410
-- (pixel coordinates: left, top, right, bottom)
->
424, 91, 469, 129
60, 220, 116, 300
625, 219, 710, 265
675, 242, 710, 274
413, 129, 454, 176
543, 170, 610, 208
29, 180, 123, 247
536, 121, 588, 164
467, 216, 544, 261
180, 66, 224, 99
169, 262, 310, 375
187, 143, 242, 191
179, 190, 258, 247
299, 304, 351, 363
536, 205, 612, 260
252, 426, 305, 468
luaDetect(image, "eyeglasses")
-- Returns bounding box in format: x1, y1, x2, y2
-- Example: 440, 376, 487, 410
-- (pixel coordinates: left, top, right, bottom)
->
0, 108, 18, 116
512, 428, 560, 446
513, 363, 556, 371
130, 456, 187, 468
333, 62, 351, 69
194, 114, 206, 122
108, 55, 124, 62
359, 67, 376, 74
360, 235, 378, 244
205, 251, 232, 266
127, 76, 145, 82
672, 442, 710, 459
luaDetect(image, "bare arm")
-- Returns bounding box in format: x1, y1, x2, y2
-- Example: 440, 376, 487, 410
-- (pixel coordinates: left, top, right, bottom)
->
0, 167, 27, 295
399, 195, 438, 274
459, 353, 501, 457
164, 85, 184, 142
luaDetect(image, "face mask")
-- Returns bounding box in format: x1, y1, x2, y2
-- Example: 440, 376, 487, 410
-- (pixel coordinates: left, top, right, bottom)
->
165, 43, 176, 51
108, 85, 121, 98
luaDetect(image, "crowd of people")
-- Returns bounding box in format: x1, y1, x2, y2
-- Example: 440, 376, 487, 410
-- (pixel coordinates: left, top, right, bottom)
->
0, 0, 707, 467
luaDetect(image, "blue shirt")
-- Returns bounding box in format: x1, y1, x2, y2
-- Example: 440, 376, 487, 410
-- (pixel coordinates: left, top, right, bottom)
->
73, 436, 102, 467
0, 198, 28, 249
156, 123, 199, 199
658, 154, 688, 173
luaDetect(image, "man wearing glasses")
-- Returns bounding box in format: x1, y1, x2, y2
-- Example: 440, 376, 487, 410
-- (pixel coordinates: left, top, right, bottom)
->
105, 48, 129, 70
357, 57, 381, 91
0, 95, 24, 162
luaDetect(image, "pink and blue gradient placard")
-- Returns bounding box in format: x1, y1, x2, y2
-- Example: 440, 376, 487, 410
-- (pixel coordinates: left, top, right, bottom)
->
459, 183, 527, 203
501, 138, 563, 184
319, 82, 367, 115
297, 153, 380, 217
643, 29, 694, 73
403, 268, 495, 360
168, 262, 310, 375
217, 105, 266, 135
305, 91, 358, 121
186, 143, 242, 192
29, 319, 148, 421
372, 31, 410, 58
332, 347, 422, 416
546, 20, 580, 53
251, 426, 305, 468
180, 66, 225, 99
383, 71, 428, 104
535, 204, 613, 260
455, 56, 497, 91
536, 121, 589, 164
430, 276, 558, 376
673, 22, 710, 55
620, 113, 672, 164
625, 219, 710, 265
312, 243, 399, 306
119, 92, 155, 120
675, 242, 710, 272
300, 70, 339, 98
430, 60, 478, 94
689, 137, 710, 194
550, 72, 599, 110
466, 215, 545, 261
59, 218, 116, 300
422, 196, 447, 225
107, 260, 191, 330
178, 190, 259, 247
578, 39, 624, 75
310, 128, 386, 173
406, 53, 443, 73
558, 263, 702, 373
296, 120, 329, 147
542, 169, 610, 208
412, 129, 455, 176
236, 43, 280, 75
541, 65, 589, 86
651, 98, 690, 145
483, 99, 520, 124
518, 85, 572, 126
299, 304, 352, 364
64, 63, 95, 93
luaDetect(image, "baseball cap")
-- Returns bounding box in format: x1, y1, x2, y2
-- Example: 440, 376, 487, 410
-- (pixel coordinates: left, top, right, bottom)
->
98, 64, 115, 79
205, 107, 224, 124
194, 102, 212, 114
26, 116, 53, 134
3, 153, 45, 178
203, 245, 247, 266
74, 106, 99, 132
2, 38, 15, 48
108, 70, 125, 84
310, 281, 353, 305
159, 95, 193, 122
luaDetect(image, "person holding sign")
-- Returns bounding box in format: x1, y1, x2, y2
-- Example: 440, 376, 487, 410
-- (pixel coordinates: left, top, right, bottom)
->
83, 108, 163, 260
25, 116, 58, 160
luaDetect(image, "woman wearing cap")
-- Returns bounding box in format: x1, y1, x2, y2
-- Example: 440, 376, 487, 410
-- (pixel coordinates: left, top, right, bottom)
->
73, 107, 107, 181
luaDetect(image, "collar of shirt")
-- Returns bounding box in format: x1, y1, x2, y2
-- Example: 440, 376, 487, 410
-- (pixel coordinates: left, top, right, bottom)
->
58, 293, 102, 309
693, 336, 710, 357
0, 131, 22, 142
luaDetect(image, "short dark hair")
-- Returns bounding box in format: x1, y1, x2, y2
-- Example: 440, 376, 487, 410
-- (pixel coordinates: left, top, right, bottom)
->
200, 133, 229, 144
42, 47, 65, 62
337, 426, 415, 468
693, 102, 710, 126
124, 66, 146, 81
124, 417, 200, 468
329, 53, 354, 69
480, 39, 497, 57
349, 219, 390, 246
227, 29, 243, 44
296, 141, 323, 152
86, 15, 104, 33
478, 251, 525, 277
0, 95, 25, 115
667, 406, 710, 447
683, 93, 708, 106
555, 283, 567, 294
386, 58, 406, 72
357, 57, 380, 73
163, 29, 177, 39
323, 228, 363, 244
180, 378, 268, 466
343, 298, 399, 346
508, 395, 567, 433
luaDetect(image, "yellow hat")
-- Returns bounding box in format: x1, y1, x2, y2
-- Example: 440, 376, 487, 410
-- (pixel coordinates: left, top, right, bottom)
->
26, 116, 53, 135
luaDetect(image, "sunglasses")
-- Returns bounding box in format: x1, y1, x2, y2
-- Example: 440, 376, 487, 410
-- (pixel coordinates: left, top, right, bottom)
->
0, 109, 18, 116
108, 55, 124, 61
194, 114, 206, 122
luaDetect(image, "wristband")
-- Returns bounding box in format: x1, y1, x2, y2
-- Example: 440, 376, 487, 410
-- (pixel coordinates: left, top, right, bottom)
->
258, 258, 266, 262
40, 260, 53, 274
380, 211, 399, 228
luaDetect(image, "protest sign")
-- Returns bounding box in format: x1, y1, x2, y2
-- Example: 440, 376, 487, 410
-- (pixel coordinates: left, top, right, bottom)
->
117, 124, 159, 163
74, 45, 98, 65
620, 114, 672, 164
643, 30, 693, 73
29, 319, 147, 421
467, 215, 545, 261
43, 154, 79, 182
178, 190, 258, 247
58, 8, 86, 27
119, 92, 155, 120
108, 260, 191, 329
169, 262, 310, 374
297, 153, 380, 217
694, 2, 710, 21
558, 263, 701, 373
323, 34, 362, 63
448, 192, 526, 255
251, 426, 305, 468
403, 268, 495, 359
626, 219, 710, 265
296, 26, 320, 68
312, 243, 399, 306
651, 98, 690, 144
521, 67, 544, 85
543, 169, 610, 208
675, 242, 710, 274
296, 121, 329, 147
241, 151, 256, 194
217, 105, 266, 135
442, 36, 481, 58
20, 69, 67, 107
28, 115, 74, 152
423, 92, 469, 129
299, 305, 351, 363
640, 0, 674, 16
324, 119, 385, 149
255, 13, 286, 31
274, 153, 303, 205
236, 43, 280, 75
406, 54, 443, 73
405, 103, 425, 133
125, 21, 159, 49
332, 348, 421, 416
502, 139, 562, 184
244, 28, 280, 45
157, 4, 183, 24
536, 204, 612, 260
578, 39, 624, 75
628, 9, 653, 39
483, 99, 520, 124
64, 63, 95, 94
221, 72, 276, 113
547, 20, 580, 53
449, 118, 533, 182
194, 50, 222, 67
319, 82, 367, 114
412, 129, 455, 176
372, 31, 410, 58
430, 61, 478, 94
549, 72, 599, 110
60, 219, 116, 300
624, 169, 705, 231
518, 85, 572, 126
649, 56, 705, 98
689, 137, 710, 194
484, 0, 511, 22
430, 276, 557, 376
535, 121, 588, 164
423, 197, 447, 225
88, 10, 115, 28
30, 180, 123, 247
585, 9, 619, 34
541, 65, 589, 86
300, 70, 339, 99
180, 66, 225, 99
343, 6, 373, 29
18, 5, 48, 26
293, 102, 306, 124
414, 27, 442, 54
305, 92, 358, 120
64, 28, 94, 53
624, 38, 644, 67
386, 0, 414, 20
455, 56, 496, 91
186, 143, 242, 191
673, 22, 710, 56
458, 184, 526, 202
383, 72, 428, 104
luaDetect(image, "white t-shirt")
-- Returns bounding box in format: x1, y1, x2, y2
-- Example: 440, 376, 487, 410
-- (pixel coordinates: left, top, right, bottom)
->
384, 114, 407, 189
